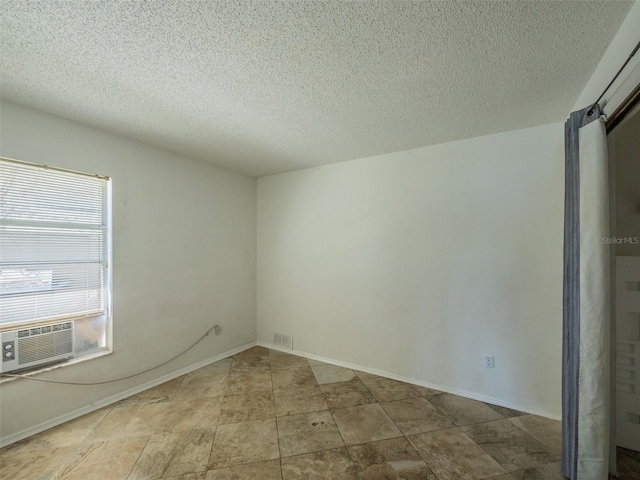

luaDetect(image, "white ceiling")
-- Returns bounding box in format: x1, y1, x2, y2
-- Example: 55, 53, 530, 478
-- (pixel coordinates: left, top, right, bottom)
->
0, 1, 633, 177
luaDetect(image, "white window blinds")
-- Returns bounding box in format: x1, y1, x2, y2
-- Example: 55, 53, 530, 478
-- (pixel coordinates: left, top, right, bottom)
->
0, 158, 109, 327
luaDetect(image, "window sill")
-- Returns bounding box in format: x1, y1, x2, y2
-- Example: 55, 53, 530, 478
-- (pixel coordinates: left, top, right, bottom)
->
0, 348, 112, 385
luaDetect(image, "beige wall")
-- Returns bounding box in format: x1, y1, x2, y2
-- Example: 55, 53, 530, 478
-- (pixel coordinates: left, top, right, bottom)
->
0, 101, 257, 440
257, 122, 565, 417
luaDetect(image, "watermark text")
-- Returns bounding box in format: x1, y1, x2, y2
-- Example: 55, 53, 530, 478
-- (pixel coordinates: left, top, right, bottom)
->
602, 236, 639, 245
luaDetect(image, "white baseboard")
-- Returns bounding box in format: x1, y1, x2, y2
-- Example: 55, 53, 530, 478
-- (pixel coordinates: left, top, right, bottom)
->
0, 341, 256, 448
260, 342, 561, 421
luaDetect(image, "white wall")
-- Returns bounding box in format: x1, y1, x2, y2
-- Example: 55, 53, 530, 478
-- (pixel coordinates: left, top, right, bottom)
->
258, 122, 565, 416
573, 0, 640, 113
0, 101, 257, 439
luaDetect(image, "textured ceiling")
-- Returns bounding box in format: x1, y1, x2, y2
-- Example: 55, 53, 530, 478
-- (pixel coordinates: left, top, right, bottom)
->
0, 1, 633, 177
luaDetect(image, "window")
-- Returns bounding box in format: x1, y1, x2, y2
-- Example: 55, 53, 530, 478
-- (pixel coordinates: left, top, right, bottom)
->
0, 157, 111, 365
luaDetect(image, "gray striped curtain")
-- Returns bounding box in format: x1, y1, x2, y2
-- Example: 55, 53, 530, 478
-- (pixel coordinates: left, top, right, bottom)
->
562, 104, 611, 480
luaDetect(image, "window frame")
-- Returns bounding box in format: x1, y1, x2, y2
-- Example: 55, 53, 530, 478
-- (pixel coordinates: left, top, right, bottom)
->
0, 156, 113, 373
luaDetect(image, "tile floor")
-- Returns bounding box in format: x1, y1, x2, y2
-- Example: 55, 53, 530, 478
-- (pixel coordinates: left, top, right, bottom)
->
0, 346, 635, 479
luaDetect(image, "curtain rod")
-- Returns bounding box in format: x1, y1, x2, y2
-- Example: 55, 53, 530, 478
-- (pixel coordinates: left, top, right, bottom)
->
0, 156, 110, 180
587, 39, 640, 117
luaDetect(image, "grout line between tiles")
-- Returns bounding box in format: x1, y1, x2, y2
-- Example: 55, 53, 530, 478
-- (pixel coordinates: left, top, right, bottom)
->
124, 434, 152, 480
505, 416, 561, 456
269, 359, 284, 478
5, 348, 564, 480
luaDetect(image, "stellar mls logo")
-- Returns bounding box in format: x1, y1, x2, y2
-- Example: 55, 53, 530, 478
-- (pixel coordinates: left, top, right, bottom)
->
602, 236, 640, 245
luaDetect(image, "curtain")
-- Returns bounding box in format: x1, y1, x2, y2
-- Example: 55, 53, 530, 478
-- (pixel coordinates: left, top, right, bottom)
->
562, 104, 611, 480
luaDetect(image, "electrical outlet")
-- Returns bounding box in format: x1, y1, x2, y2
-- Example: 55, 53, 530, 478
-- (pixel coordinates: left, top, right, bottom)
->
484, 355, 495, 368
214, 325, 221, 336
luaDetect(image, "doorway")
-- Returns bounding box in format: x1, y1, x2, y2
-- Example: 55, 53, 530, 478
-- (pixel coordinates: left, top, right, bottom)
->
608, 102, 640, 475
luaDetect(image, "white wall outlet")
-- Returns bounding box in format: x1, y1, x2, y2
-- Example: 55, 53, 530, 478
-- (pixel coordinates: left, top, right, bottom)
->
214, 325, 221, 336
484, 355, 495, 368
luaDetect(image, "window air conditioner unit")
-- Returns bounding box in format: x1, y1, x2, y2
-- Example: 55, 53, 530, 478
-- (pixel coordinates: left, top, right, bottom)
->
0, 322, 74, 373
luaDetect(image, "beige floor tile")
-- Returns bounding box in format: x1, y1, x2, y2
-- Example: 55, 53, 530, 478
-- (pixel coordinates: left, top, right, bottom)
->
115, 377, 185, 407
128, 429, 214, 479
428, 393, 504, 426
509, 415, 562, 454
218, 392, 275, 425
281, 447, 359, 480
510, 461, 564, 479
226, 370, 272, 395
20, 408, 111, 449
0, 437, 39, 460
164, 473, 207, 480
161, 397, 222, 433
205, 459, 282, 479
484, 403, 527, 419
348, 437, 437, 480
0, 433, 41, 457
173, 373, 228, 400
230, 355, 271, 372
307, 358, 329, 366
272, 366, 318, 390
189, 359, 233, 376
332, 404, 402, 446
0, 444, 78, 480
4, 352, 564, 480
320, 379, 376, 410
87, 403, 170, 441
462, 420, 560, 472
360, 377, 421, 402
52, 436, 149, 480
208, 418, 279, 469
163, 473, 207, 480
274, 385, 329, 416
235, 346, 270, 359
311, 365, 357, 384
270, 353, 310, 371
277, 410, 344, 457
408, 427, 506, 480
380, 397, 453, 435
355, 371, 380, 379
413, 385, 442, 397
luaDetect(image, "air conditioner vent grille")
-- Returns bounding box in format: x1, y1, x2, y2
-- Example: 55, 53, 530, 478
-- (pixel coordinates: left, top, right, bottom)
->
18, 329, 73, 364
273, 332, 293, 350
0, 321, 75, 372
